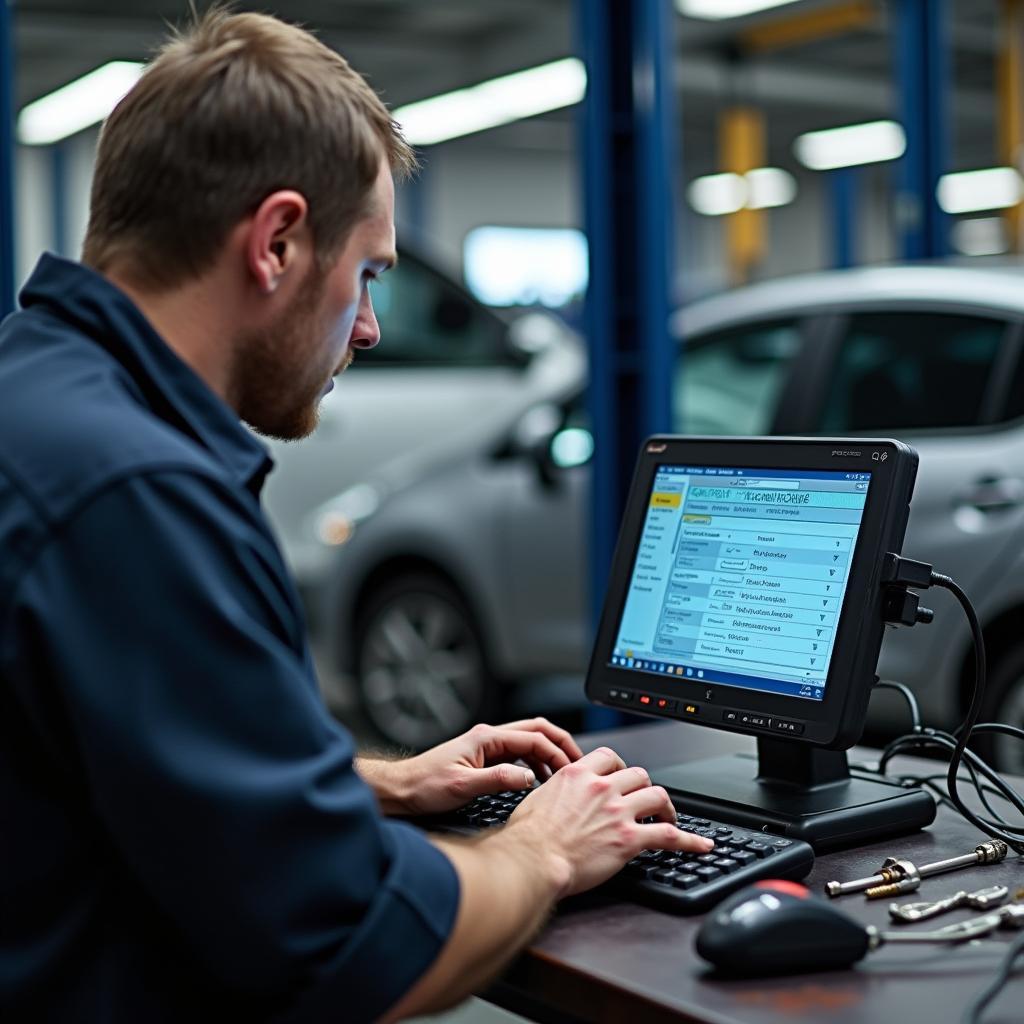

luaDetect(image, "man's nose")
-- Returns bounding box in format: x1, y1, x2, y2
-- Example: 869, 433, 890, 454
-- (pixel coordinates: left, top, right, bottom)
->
350, 288, 381, 350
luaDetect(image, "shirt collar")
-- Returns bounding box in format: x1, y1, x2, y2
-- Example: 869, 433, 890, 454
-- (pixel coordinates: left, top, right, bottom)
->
19, 254, 273, 496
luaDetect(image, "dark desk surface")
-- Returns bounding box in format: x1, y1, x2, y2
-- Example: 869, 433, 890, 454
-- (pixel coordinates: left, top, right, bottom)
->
490, 722, 1024, 1024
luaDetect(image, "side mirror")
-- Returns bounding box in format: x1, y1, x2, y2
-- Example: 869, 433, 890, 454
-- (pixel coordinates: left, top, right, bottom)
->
504, 404, 593, 489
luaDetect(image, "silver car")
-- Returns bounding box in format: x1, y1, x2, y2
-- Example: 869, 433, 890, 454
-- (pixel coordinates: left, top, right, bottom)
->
288, 264, 1024, 767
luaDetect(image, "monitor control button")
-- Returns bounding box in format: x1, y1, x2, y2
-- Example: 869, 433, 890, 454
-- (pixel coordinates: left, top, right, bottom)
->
739, 713, 770, 729
722, 710, 739, 724
655, 697, 677, 711
772, 719, 805, 735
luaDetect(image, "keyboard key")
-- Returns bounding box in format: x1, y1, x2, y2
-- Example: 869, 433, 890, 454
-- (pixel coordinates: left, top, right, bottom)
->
691, 819, 711, 828
744, 841, 773, 858
679, 861, 702, 873
728, 850, 757, 866
712, 858, 740, 874
714, 827, 733, 837
479, 815, 502, 827
671, 873, 700, 890
695, 866, 721, 881
696, 854, 719, 865
626, 862, 659, 879
653, 869, 679, 884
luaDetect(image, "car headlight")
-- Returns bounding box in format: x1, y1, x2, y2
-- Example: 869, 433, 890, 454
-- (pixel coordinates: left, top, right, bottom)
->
311, 483, 382, 547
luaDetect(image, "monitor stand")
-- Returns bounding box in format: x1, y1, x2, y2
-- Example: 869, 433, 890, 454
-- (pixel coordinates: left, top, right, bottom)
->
653, 737, 936, 852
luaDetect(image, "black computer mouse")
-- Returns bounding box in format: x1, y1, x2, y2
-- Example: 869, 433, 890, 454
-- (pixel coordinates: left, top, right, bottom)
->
695, 880, 871, 975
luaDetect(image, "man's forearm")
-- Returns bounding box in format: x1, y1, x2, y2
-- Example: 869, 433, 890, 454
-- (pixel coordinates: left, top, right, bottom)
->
380, 823, 569, 1022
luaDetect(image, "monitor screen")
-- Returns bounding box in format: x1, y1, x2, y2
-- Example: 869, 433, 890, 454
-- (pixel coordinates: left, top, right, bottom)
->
608, 464, 871, 704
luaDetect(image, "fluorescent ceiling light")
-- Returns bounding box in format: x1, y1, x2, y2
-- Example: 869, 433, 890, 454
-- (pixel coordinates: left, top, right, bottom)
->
18, 61, 144, 146
688, 167, 797, 216
677, 0, 803, 20
794, 120, 906, 171
688, 173, 748, 216
952, 217, 1010, 257
746, 167, 797, 209
937, 167, 1024, 215
394, 58, 585, 146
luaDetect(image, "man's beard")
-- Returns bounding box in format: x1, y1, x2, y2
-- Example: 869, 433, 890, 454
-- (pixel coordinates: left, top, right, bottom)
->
234, 266, 335, 441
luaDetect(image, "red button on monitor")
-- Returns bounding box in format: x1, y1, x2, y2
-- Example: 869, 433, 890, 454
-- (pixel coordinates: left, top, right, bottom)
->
639, 695, 651, 705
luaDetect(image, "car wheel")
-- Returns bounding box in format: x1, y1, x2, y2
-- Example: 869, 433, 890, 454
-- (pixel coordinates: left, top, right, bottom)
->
353, 573, 496, 750
974, 644, 1024, 774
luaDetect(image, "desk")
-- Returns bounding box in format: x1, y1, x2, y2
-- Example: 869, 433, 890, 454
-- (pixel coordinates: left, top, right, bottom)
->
487, 722, 1024, 1024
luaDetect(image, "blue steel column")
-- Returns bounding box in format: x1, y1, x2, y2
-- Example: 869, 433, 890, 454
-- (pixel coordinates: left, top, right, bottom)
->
0, 0, 15, 316
577, 0, 678, 726
829, 168, 857, 268
893, 0, 950, 260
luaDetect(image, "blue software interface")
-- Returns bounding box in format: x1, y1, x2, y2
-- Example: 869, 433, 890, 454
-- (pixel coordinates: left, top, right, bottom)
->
610, 465, 871, 701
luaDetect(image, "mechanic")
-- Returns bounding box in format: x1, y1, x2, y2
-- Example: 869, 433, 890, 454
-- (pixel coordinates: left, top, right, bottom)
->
0, 9, 712, 1023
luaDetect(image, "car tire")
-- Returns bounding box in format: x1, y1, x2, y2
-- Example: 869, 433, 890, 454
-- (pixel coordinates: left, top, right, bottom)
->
353, 573, 497, 750
974, 643, 1024, 775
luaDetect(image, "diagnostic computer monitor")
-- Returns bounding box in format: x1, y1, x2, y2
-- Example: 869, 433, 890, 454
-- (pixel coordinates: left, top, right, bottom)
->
585, 436, 936, 851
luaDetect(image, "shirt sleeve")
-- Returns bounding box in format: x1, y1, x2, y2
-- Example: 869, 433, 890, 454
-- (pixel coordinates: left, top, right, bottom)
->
7, 469, 459, 1023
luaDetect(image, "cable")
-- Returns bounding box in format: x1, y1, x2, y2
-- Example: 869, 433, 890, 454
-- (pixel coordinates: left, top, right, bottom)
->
929, 573, 1024, 854
873, 679, 922, 733
961, 929, 1024, 1024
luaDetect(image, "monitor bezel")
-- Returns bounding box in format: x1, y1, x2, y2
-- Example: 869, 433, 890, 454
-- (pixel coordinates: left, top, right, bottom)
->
585, 436, 918, 749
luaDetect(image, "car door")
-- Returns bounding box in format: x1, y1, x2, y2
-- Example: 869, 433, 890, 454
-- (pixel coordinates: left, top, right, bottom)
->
495, 319, 808, 672
802, 308, 1024, 716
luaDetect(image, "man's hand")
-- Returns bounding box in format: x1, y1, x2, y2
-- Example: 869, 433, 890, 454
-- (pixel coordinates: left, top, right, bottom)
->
383, 743, 714, 1021
356, 717, 583, 816
504, 745, 715, 897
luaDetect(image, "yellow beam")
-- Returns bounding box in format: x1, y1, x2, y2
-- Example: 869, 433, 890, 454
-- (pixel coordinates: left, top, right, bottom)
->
740, 0, 878, 54
720, 107, 766, 286
999, 0, 1024, 251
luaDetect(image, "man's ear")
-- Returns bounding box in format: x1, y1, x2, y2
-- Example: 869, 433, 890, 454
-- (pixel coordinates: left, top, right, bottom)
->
246, 190, 310, 295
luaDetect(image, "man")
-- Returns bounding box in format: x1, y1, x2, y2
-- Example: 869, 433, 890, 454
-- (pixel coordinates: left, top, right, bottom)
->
0, 10, 711, 1023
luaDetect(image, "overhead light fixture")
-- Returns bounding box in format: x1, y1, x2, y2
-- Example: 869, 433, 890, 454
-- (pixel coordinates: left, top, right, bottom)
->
794, 120, 906, 171
951, 217, 1010, 257
937, 167, 1024, 215
18, 61, 144, 146
393, 57, 585, 146
688, 173, 747, 216
677, 0, 804, 20
687, 168, 797, 216
746, 167, 797, 209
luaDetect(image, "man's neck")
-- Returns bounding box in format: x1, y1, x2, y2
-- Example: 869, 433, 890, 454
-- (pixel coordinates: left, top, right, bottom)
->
105, 266, 241, 409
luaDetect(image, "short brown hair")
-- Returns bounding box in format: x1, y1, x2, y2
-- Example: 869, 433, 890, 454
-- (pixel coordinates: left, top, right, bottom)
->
82, 7, 415, 289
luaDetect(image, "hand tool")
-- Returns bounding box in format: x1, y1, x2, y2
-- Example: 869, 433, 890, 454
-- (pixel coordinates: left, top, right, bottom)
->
824, 840, 1008, 898
888, 884, 1010, 923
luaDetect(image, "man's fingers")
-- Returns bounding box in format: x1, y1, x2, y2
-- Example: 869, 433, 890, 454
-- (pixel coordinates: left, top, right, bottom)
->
461, 763, 537, 799
480, 728, 573, 773
493, 717, 584, 762
638, 819, 715, 854
621, 783, 676, 822
574, 745, 627, 776
608, 765, 656, 796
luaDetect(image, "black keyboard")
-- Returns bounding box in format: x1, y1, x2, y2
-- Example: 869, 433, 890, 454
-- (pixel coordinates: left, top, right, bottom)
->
440, 790, 815, 915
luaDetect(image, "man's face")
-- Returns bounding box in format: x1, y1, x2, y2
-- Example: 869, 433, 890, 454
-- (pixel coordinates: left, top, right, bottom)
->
237, 162, 397, 440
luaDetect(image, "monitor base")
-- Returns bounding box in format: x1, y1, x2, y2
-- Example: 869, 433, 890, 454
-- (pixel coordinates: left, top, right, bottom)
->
653, 742, 936, 853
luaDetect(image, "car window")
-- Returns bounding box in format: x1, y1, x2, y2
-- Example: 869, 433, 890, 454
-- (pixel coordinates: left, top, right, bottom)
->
817, 312, 1006, 432
674, 320, 802, 435
360, 255, 511, 366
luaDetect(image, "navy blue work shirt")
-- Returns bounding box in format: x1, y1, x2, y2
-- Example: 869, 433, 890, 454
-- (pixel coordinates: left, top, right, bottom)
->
0, 255, 459, 1023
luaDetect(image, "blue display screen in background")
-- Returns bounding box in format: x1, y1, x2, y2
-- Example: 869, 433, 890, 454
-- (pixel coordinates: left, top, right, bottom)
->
610, 465, 871, 701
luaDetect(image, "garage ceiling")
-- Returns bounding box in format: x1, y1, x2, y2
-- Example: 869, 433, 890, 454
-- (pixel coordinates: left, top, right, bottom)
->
11, 0, 1006, 168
